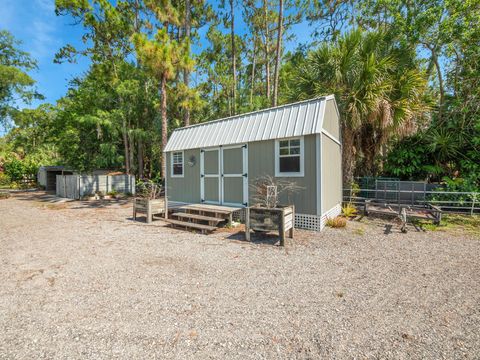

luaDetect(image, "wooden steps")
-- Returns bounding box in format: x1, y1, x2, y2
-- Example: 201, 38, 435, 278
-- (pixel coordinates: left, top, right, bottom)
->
163, 218, 217, 233
162, 203, 242, 234
171, 212, 224, 224
180, 204, 233, 216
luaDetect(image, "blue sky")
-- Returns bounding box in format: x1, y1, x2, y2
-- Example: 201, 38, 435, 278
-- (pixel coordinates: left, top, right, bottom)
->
1, 0, 311, 110
1, 0, 91, 109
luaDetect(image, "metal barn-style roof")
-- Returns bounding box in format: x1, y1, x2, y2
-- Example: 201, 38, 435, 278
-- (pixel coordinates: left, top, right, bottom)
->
164, 95, 335, 152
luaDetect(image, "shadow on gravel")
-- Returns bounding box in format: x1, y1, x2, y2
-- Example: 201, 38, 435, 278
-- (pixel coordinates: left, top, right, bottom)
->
68, 199, 130, 210
226, 231, 281, 246
13, 190, 131, 209
13, 191, 73, 204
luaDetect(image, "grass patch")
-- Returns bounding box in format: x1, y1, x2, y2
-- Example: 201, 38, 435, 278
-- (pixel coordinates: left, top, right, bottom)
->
44, 203, 69, 210
353, 227, 365, 235
418, 214, 480, 236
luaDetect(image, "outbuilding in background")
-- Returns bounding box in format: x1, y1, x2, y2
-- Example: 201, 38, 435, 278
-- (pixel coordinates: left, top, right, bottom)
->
37, 166, 74, 191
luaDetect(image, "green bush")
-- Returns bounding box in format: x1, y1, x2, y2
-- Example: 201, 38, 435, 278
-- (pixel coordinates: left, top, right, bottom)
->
0, 173, 10, 187
3, 159, 25, 181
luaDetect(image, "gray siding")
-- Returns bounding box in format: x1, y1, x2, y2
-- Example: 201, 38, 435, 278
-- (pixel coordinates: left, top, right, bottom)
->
166, 149, 201, 203
248, 135, 317, 214
321, 134, 342, 212
323, 99, 340, 140
166, 135, 321, 214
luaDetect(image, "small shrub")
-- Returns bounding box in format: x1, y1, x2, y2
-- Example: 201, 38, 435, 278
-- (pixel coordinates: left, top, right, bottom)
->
326, 216, 347, 228
107, 189, 118, 197
0, 173, 11, 187
342, 203, 357, 217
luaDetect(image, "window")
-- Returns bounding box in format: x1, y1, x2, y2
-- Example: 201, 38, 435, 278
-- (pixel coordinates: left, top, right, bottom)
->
171, 151, 184, 177
275, 137, 304, 177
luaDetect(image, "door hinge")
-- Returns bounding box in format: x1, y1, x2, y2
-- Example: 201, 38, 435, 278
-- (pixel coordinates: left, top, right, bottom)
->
201, 174, 204, 178
242, 144, 247, 149
201, 198, 205, 203
243, 173, 248, 177
243, 202, 248, 207
200, 149, 205, 153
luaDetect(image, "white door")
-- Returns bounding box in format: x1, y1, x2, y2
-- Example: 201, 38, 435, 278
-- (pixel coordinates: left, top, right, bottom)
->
221, 145, 248, 207
200, 145, 248, 206
200, 148, 221, 204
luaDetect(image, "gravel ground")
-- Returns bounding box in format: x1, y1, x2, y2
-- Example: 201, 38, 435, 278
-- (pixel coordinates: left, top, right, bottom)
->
1, 191, 479, 359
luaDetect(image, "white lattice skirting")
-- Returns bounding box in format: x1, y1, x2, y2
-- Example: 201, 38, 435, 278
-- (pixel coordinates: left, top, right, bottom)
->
294, 204, 340, 231
234, 203, 342, 231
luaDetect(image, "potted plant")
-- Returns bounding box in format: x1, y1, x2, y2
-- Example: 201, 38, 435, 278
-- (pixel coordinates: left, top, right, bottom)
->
133, 180, 166, 223
245, 175, 302, 246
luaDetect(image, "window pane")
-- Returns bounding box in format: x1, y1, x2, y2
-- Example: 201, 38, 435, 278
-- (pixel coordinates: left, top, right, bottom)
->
173, 164, 183, 175
290, 146, 300, 155
280, 148, 289, 156
279, 156, 300, 173
173, 152, 183, 164
279, 140, 289, 148
290, 139, 300, 147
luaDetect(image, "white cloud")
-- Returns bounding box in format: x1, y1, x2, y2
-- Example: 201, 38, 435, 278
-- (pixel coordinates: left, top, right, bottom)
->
30, 19, 58, 59
34, 0, 56, 13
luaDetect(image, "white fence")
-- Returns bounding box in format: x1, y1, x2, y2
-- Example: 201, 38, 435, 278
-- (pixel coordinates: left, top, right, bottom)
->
56, 174, 135, 199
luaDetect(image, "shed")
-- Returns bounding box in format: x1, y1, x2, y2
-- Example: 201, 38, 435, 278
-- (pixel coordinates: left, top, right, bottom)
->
37, 166, 74, 191
164, 96, 342, 231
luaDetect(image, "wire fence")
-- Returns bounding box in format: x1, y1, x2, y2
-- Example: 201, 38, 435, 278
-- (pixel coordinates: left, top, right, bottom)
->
343, 180, 480, 215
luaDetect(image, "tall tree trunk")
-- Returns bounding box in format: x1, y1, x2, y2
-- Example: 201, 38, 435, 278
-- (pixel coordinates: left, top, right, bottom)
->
263, 0, 271, 101
342, 125, 356, 184
122, 118, 130, 174
250, 35, 257, 107
431, 48, 444, 119
425, 44, 444, 119
183, 0, 191, 126
129, 132, 135, 174
230, 0, 237, 115
272, 0, 283, 107
137, 138, 144, 179
134, 0, 144, 177
160, 72, 168, 178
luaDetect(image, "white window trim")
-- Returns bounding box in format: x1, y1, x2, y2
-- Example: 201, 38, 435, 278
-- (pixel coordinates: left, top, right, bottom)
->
275, 136, 304, 177
171, 151, 184, 178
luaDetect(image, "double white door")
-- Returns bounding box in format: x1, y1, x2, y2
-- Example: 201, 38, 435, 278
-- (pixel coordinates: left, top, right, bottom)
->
200, 145, 248, 207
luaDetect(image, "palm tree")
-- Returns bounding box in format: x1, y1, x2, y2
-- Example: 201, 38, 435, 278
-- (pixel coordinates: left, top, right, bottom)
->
288, 29, 429, 183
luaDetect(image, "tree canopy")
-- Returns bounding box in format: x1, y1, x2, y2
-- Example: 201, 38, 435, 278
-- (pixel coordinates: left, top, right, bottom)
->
0, 0, 478, 190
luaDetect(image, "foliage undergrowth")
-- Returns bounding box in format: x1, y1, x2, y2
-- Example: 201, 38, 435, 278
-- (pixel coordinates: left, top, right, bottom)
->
342, 203, 358, 217
419, 214, 480, 236
326, 216, 347, 228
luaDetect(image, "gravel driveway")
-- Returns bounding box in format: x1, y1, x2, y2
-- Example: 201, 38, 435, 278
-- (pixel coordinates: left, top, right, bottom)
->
1, 192, 479, 359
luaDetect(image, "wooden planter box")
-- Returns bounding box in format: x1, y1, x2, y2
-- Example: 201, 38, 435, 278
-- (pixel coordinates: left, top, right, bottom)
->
133, 197, 167, 223
245, 205, 295, 246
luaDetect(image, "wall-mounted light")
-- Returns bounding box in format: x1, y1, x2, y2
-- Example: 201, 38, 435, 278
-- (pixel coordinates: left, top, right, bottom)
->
188, 155, 196, 167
